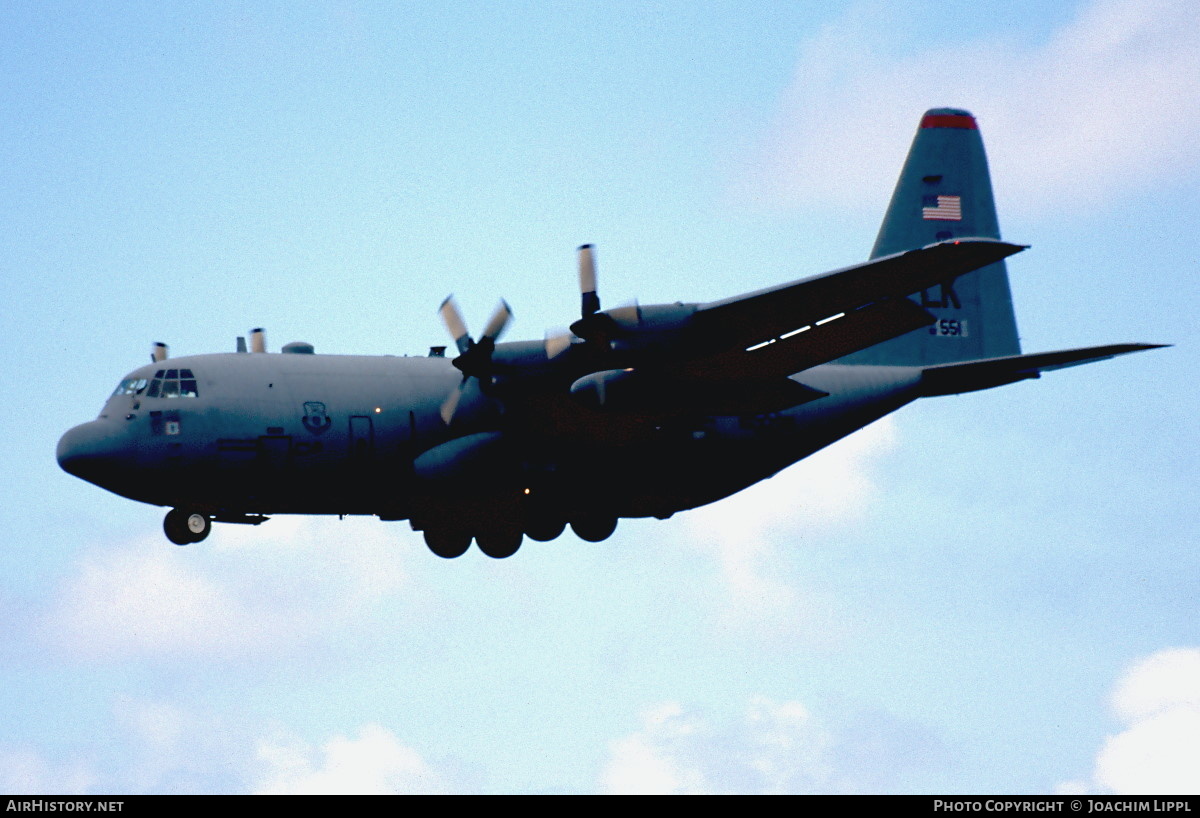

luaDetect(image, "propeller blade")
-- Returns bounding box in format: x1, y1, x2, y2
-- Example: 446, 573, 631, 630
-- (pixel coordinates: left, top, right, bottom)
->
481, 299, 513, 343
439, 296, 473, 355
440, 381, 466, 425
438, 298, 510, 424
545, 329, 573, 359
578, 244, 599, 317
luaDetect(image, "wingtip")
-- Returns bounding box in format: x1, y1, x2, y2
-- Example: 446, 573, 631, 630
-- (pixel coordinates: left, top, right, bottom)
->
1108, 342, 1171, 353
920, 237, 1028, 261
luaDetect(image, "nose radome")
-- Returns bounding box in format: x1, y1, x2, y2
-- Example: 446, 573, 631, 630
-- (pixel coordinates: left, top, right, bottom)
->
57, 421, 121, 483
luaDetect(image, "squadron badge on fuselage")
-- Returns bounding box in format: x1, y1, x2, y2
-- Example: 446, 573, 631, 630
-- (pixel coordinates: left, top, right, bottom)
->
302, 401, 332, 434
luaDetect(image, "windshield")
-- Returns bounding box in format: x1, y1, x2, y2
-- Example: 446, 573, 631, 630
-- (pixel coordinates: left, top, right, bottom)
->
111, 378, 149, 397
144, 368, 199, 399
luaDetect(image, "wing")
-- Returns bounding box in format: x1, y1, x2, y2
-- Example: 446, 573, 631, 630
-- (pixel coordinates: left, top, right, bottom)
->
479, 238, 1027, 423
920, 343, 1169, 396
678, 238, 1026, 379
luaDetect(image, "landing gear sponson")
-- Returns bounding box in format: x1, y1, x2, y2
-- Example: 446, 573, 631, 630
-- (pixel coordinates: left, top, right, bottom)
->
420, 513, 619, 559
162, 504, 619, 555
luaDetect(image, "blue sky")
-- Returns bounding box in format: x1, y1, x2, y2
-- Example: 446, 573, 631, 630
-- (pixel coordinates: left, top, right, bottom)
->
2, 0, 1198, 794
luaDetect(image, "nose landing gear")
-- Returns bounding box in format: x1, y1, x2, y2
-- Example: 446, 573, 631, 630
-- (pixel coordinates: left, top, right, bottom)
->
163, 508, 211, 545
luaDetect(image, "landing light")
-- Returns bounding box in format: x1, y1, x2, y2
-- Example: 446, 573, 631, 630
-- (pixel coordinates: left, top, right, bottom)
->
374, 407, 382, 414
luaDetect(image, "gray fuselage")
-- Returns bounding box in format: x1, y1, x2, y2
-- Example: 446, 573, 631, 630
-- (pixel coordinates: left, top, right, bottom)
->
57, 349, 923, 524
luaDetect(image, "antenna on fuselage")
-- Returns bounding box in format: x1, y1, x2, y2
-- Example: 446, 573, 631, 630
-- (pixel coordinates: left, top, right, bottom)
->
236, 336, 247, 353
152, 342, 169, 363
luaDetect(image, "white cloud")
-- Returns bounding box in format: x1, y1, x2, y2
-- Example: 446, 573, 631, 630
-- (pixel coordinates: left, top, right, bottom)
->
253, 724, 452, 795
107, 698, 241, 792
600, 703, 711, 794
46, 516, 411, 660
0, 698, 455, 794
599, 696, 938, 794
600, 699, 830, 794
48, 540, 242, 656
742, 0, 1200, 215
0, 748, 96, 795
1064, 647, 1200, 794
1109, 647, 1200, 724
680, 416, 897, 634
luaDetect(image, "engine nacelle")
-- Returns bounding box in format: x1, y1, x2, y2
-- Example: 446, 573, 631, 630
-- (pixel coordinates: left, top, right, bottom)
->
570, 368, 826, 415
569, 369, 645, 411
413, 431, 518, 490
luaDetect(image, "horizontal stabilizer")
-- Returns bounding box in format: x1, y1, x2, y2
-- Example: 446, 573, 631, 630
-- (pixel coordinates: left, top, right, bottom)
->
921, 343, 1168, 396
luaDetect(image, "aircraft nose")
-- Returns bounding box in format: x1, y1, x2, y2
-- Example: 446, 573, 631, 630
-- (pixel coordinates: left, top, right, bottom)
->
57, 420, 123, 484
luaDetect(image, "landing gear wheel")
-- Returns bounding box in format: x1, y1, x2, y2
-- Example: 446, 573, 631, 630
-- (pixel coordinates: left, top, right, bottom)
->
184, 512, 210, 541
525, 517, 565, 542
476, 528, 523, 559
570, 515, 618, 543
164, 508, 211, 545
424, 528, 471, 559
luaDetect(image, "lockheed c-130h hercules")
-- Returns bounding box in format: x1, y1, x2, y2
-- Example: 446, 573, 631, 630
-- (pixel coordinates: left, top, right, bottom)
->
57, 108, 1164, 558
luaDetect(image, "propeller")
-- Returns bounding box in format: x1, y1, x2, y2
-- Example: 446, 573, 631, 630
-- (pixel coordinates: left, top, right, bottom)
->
439, 296, 513, 424
548, 243, 635, 359
567, 243, 641, 350
543, 245, 600, 360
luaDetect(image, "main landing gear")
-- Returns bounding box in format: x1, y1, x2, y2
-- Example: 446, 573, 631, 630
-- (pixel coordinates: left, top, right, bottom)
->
420, 513, 618, 559
422, 527, 524, 559
423, 528, 471, 559
163, 508, 211, 545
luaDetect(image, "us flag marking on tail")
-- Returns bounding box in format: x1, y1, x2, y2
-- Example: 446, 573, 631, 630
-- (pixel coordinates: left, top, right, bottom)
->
922, 194, 962, 221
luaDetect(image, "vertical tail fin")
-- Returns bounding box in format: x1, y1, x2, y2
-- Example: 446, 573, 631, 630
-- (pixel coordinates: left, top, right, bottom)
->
840, 108, 1021, 366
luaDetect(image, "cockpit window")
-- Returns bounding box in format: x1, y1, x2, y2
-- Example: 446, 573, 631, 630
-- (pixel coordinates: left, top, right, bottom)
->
143, 368, 199, 399
111, 378, 149, 397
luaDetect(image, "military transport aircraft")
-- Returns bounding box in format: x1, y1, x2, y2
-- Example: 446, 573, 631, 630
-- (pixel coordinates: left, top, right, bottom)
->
57, 108, 1163, 558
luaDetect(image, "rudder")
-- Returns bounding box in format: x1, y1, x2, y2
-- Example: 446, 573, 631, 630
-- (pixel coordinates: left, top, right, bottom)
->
840, 108, 1021, 366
